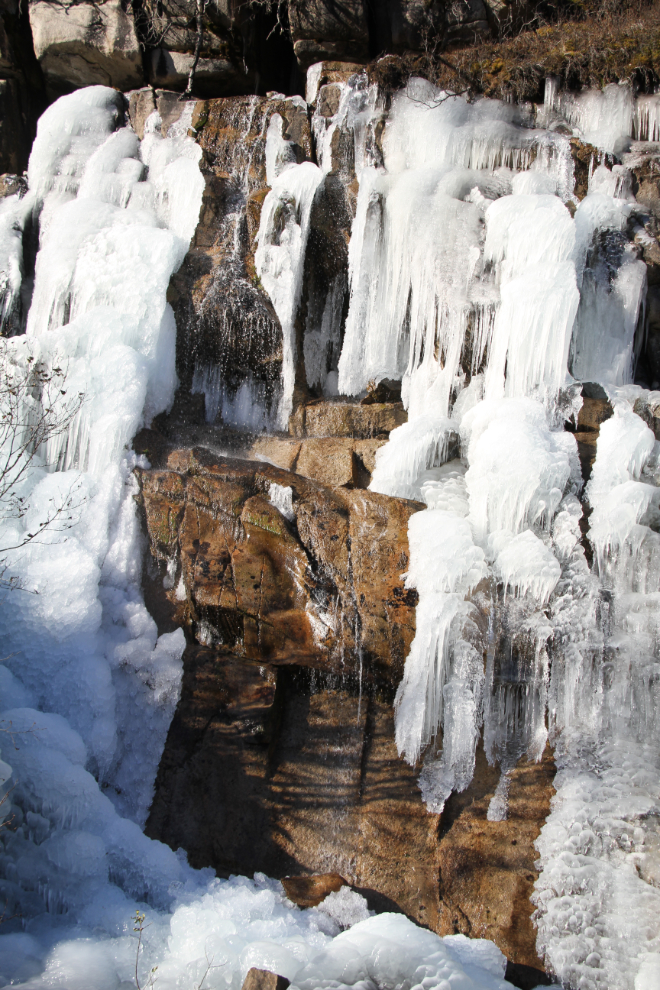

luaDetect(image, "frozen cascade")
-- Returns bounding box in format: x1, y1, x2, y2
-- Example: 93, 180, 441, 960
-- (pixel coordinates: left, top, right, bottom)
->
0, 86, 516, 990
255, 115, 323, 429
324, 74, 660, 987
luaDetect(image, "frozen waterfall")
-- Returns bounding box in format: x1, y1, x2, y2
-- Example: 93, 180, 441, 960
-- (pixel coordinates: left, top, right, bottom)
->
0, 86, 521, 990
1, 63, 660, 990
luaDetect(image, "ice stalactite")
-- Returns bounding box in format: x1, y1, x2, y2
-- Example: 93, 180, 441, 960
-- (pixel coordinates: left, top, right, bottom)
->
324, 73, 660, 988
255, 114, 323, 429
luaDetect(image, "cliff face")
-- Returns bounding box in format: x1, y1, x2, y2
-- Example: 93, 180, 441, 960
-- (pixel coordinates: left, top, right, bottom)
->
123, 71, 660, 985
136, 439, 556, 979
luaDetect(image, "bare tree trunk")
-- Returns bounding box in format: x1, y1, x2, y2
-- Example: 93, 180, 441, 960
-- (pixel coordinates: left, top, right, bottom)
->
181, 0, 206, 98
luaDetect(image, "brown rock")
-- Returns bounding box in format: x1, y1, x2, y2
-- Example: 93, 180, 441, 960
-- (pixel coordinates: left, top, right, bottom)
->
295, 437, 386, 487
147, 647, 443, 928
290, 400, 407, 439
242, 970, 290, 990
437, 744, 556, 971
251, 437, 302, 473
570, 138, 599, 201
0, 172, 26, 198
281, 872, 347, 907
577, 395, 613, 432
137, 448, 420, 673
575, 430, 599, 483
305, 61, 366, 103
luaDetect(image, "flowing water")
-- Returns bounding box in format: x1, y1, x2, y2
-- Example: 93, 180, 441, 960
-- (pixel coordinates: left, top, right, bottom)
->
0, 73, 659, 989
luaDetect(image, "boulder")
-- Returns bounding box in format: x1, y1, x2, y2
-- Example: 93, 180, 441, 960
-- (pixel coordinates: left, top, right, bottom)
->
137, 447, 420, 676
28, 0, 143, 96
281, 872, 347, 907
290, 400, 407, 439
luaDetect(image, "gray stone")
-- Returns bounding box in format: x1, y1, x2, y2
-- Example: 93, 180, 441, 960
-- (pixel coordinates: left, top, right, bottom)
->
148, 47, 254, 96
29, 0, 143, 95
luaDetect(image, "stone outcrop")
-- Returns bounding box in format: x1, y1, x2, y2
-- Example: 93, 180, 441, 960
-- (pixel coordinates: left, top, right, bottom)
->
281, 872, 347, 907
137, 447, 420, 676
289, 400, 407, 439
250, 435, 386, 488
242, 970, 290, 990
28, 0, 143, 97
138, 443, 556, 977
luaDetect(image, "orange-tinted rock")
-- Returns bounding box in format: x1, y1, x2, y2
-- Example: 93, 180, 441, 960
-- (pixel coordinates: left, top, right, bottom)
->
436, 745, 556, 972
137, 448, 420, 674
290, 400, 407, 439
242, 970, 290, 990
281, 873, 347, 907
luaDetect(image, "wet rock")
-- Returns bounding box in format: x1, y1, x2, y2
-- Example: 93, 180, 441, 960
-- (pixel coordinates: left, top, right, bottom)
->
305, 61, 365, 103
28, 0, 143, 97
362, 379, 402, 404
624, 141, 660, 217
137, 447, 420, 675
0, 0, 45, 173
242, 970, 290, 990
168, 95, 312, 424
289, 400, 407, 439
633, 393, 660, 441
146, 646, 444, 929
147, 637, 556, 968
281, 872, 347, 907
0, 173, 26, 198
251, 437, 302, 473
570, 138, 599, 201
577, 391, 613, 433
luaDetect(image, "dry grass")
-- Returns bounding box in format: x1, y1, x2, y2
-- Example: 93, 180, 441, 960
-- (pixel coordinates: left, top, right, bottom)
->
370, 1, 660, 103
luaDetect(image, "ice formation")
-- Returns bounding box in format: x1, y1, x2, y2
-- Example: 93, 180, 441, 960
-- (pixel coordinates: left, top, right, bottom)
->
3, 59, 660, 990
0, 86, 518, 990
318, 70, 660, 988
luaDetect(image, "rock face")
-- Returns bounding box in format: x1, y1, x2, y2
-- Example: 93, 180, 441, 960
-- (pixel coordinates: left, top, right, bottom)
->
137, 446, 420, 675
242, 970, 290, 990
0, 0, 44, 173
287, 0, 491, 70
29, 0, 143, 97
163, 94, 314, 426
281, 872, 347, 907
138, 444, 556, 974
